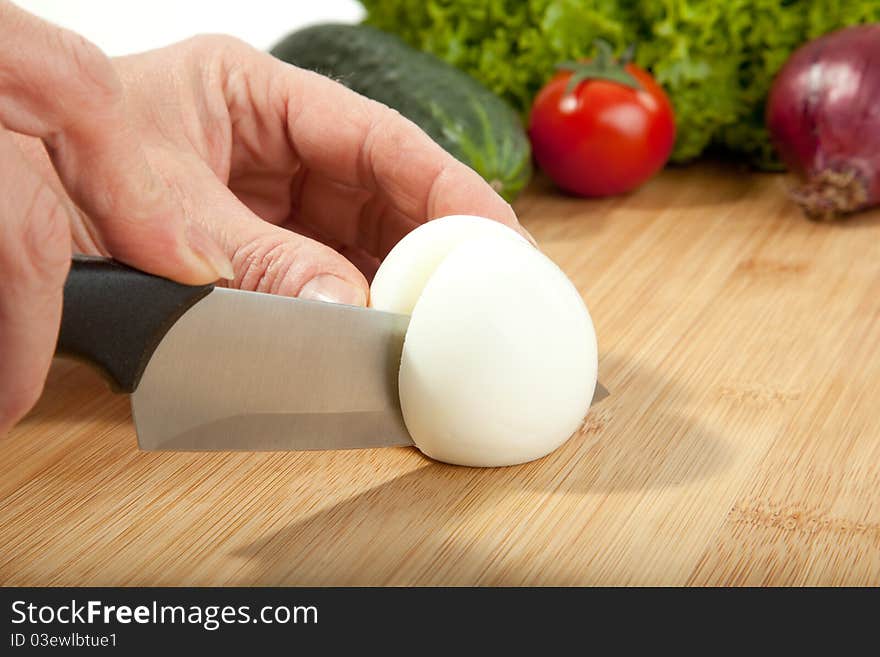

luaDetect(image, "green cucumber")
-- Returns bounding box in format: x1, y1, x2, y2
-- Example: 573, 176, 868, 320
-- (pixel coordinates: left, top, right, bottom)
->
271, 24, 532, 202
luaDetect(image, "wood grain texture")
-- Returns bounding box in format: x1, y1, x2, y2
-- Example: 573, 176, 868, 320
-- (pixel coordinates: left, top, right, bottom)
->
3, 163, 879, 586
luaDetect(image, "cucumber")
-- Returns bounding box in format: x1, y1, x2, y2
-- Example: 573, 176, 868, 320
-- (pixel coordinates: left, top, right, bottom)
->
271, 24, 532, 202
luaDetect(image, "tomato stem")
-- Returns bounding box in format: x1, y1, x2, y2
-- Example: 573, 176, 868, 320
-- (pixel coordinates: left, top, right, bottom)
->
557, 40, 641, 94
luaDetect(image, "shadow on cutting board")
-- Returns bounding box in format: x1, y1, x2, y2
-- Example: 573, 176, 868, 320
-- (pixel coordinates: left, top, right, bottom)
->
233, 355, 732, 584
20, 359, 130, 423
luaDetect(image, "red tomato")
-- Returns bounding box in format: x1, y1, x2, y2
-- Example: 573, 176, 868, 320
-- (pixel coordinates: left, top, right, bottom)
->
528, 63, 676, 197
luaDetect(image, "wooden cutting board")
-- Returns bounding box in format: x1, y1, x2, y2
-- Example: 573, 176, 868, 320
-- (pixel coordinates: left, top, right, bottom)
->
3, 163, 879, 586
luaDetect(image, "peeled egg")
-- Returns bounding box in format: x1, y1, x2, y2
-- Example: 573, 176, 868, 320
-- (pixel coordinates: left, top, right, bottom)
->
371, 215, 598, 467
370, 214, 527, 315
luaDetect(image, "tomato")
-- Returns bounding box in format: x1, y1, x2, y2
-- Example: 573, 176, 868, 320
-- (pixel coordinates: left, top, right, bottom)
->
528, 58, 676, 197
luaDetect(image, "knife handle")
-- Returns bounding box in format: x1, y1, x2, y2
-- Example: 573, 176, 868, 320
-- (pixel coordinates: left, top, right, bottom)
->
56, 256, 215, 393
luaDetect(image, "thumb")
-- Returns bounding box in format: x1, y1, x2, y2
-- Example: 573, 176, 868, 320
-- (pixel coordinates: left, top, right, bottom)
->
0, 127, 71, 434
57, 142, 236, 286
0, 3, 231, 285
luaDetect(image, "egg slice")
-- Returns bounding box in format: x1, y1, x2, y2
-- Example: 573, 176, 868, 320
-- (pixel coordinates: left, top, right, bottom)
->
371, 215, 598, 467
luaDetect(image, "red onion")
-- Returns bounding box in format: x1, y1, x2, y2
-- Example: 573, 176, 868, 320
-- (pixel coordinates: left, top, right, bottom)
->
767, 24, 880, 219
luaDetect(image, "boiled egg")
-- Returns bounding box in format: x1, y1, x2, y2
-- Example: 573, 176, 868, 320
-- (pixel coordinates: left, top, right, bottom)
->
371, 215, 598, 467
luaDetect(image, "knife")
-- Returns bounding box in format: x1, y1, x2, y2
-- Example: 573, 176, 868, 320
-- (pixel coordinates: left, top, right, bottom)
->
56, 256, 607, 451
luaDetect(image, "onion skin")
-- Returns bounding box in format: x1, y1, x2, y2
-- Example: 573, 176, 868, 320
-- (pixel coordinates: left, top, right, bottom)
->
767, 24, 880, 220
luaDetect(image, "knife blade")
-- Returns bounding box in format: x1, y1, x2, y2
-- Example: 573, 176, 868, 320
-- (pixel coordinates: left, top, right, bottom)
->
56, 256, 607, 452
133, 284, 412, 450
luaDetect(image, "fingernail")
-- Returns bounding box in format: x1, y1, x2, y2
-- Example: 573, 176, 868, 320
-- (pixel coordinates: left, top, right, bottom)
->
299, 275, 367, 306
185, 222, 234, 281
522, 227, 539, 247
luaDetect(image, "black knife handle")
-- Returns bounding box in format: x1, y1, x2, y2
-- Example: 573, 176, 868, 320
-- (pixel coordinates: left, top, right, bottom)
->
56, 256, 215, 393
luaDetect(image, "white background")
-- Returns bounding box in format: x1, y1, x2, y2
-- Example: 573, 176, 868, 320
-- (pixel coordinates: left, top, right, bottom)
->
15, 0, 364, 56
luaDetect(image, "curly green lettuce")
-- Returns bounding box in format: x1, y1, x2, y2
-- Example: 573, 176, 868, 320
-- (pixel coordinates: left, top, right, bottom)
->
361, 0, 880, 168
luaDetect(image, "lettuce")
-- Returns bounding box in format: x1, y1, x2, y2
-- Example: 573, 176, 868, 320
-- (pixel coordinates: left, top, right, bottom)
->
362, 0, 880, 168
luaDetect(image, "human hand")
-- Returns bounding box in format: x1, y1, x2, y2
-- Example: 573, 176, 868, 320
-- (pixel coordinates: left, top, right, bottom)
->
1, 5, 529, 435
99, 34, 529, 296
0, 2, 236, 435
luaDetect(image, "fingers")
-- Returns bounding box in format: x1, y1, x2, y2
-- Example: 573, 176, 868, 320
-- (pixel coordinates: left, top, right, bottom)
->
289, 219, 382, 281
0, 2, 231, 285
176, 161, 369, 305
234, 229, 369, 306
218, 42, 532, 250
0, 128, 71, 435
